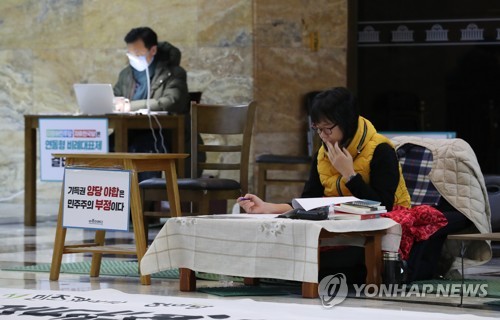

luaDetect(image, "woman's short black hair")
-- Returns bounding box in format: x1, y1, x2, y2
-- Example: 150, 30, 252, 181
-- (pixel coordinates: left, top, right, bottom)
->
310, 87, 359, 146
124, 27, 158, 49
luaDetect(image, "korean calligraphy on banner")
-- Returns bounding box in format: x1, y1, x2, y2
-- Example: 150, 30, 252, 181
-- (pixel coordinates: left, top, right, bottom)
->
62, 168, 130, 231
0, 287, 489, 320
39, 118, 108, 181
0, 287, 330, 320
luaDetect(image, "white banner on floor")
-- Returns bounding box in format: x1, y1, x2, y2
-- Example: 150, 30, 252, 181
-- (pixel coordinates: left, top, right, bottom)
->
0, 288, 496, 320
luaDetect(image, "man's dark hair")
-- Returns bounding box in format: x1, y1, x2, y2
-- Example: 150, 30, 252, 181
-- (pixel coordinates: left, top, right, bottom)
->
310, 87, 359, 147
124, 27, 158, 49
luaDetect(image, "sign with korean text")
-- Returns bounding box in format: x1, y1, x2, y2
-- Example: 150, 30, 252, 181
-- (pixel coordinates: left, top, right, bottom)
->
62, 168, 130, 231
0, 287, 482, 320
39, 118, 108, 181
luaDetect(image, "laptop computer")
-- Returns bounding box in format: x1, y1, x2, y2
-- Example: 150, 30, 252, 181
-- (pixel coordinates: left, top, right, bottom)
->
73, 83, 116, 115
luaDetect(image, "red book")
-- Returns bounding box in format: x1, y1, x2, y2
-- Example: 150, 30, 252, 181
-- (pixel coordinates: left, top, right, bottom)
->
332, 212, 382, 220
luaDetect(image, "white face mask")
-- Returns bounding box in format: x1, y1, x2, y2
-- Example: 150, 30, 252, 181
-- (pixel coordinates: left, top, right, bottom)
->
126, 53, 149, 72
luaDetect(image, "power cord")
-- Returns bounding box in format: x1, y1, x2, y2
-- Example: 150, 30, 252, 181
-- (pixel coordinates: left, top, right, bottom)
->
145, 62, 168, 153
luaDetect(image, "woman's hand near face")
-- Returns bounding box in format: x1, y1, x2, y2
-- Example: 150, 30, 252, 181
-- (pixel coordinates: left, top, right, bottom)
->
325, 141, 356, 179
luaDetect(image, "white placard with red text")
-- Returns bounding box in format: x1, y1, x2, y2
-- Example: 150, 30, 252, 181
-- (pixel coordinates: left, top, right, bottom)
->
39, 118, 108, 181
62, 168, 130, 231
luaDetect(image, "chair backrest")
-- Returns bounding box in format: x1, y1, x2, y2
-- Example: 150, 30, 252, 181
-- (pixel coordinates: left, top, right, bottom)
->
190, 102, 257, 193
305, 91, 322, 157
396, 143, 442, 206
188, 91, 202, 104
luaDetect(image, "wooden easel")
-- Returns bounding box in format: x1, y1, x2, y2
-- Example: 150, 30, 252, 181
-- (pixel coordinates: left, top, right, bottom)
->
49, 153, 188, 285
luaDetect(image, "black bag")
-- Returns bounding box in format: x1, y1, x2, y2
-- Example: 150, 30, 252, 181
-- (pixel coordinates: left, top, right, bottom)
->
277, 206, 329, 220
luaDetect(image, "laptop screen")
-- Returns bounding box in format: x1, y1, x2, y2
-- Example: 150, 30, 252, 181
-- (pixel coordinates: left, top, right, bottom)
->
73, 83, 115, 115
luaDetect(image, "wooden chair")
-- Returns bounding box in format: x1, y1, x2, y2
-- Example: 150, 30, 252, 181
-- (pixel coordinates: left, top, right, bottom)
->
188, 91, 202, 104
139, 101, 257, 227
256, 91, 320, 201
256, 154, 311, 200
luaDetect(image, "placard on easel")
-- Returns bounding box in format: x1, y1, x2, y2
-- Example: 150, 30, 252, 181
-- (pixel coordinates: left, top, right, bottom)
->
62, 168, 131, 231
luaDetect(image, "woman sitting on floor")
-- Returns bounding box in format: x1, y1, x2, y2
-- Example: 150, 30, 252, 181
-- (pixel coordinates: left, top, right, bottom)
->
239, 87, 413, 283
239, 87, 470, 283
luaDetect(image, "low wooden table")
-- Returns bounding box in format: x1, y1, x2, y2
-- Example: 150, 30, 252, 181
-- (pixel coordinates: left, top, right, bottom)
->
140, 216, 399, 298
49, 153, 188, 285
180, 229, 385, 298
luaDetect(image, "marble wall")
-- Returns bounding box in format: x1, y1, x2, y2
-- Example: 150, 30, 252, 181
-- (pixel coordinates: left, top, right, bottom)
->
0, 0, 347, 207
253, 0, 347, 202
0, 0, 253, 204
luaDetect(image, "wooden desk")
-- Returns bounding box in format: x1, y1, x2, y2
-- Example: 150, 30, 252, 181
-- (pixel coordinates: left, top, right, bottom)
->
24, 113, 185, 226
49, 152, 188, 285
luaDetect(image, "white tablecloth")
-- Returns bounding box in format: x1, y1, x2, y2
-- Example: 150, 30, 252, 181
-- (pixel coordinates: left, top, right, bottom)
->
140, 215, 401, 283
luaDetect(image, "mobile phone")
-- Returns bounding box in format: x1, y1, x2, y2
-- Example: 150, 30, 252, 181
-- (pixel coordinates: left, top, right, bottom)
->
295, 207, 329, 220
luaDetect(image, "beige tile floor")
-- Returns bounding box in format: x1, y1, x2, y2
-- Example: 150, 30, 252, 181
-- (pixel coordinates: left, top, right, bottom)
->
0, 201, 499, 317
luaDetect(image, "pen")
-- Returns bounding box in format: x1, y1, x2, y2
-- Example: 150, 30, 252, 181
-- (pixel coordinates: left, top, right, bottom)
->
239, 197, 251, 201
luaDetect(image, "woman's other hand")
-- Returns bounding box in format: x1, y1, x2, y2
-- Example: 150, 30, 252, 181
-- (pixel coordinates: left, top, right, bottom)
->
237, 194, 267, 213
237, 194, 292, 214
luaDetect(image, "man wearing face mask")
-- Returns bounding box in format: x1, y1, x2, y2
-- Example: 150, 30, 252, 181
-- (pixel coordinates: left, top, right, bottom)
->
114, 26, 188, 113
112, 27, 192, 181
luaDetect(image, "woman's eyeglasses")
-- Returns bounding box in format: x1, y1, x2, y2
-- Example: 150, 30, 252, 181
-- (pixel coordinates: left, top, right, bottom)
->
311, 123, 338, 135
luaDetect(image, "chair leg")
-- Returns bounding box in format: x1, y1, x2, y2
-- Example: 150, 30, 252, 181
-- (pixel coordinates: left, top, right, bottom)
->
141, 188, 150, 244
257, 165, 267, 200
198, 198, 210, 215
50, 189, 67, 281
90, 230, 106, 277
143, 216, 150, 244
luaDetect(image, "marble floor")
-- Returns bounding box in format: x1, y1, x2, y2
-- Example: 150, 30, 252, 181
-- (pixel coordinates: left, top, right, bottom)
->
0, 201, 499, 318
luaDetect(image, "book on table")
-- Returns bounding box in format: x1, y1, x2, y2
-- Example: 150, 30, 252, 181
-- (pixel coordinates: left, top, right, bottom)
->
341, 199, 381, 208
287, 197, 387, 220
343, 199, 381, 207
332, 199, 387, 220
332, 207, 386, 220
333, 206, 387, 220
337, 199, 385, 212
332, 212, 384, 220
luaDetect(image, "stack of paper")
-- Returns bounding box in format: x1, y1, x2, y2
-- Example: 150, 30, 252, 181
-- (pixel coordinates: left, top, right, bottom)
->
291, 196, 358, 211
